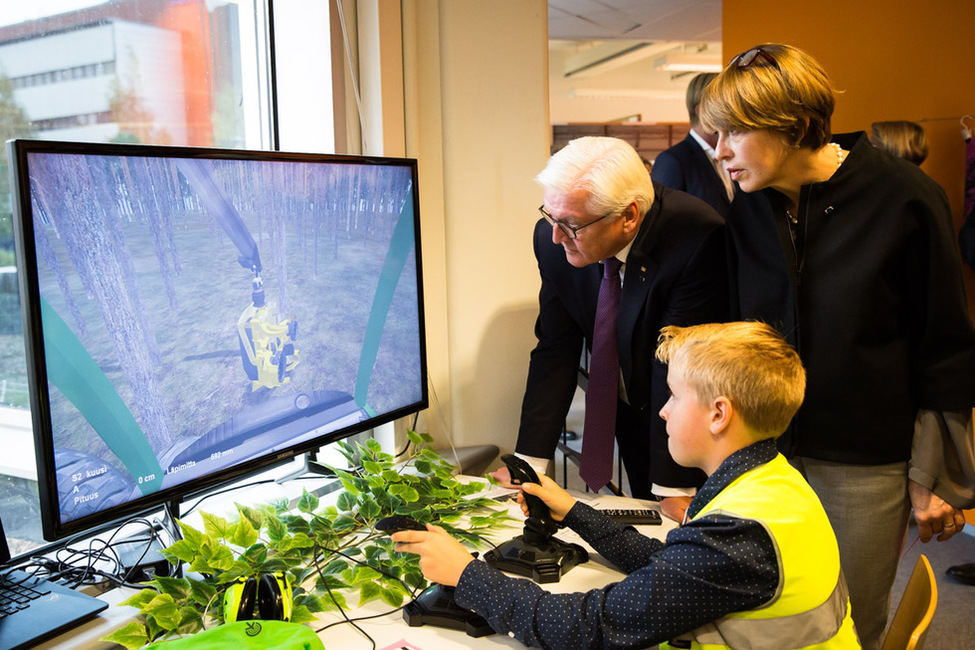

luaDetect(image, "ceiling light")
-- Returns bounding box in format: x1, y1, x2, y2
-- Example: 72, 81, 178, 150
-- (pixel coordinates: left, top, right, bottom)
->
654, 54, 722, 73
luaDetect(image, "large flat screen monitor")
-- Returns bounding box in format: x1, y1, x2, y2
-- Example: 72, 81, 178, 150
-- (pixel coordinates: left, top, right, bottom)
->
7, 139, 427, 541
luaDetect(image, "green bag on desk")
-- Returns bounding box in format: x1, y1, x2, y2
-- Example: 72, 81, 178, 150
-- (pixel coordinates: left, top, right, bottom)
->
148, 620, 324, 649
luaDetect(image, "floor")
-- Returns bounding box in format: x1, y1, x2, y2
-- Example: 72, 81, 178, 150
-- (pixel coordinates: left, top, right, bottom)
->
554, 388, 975, 648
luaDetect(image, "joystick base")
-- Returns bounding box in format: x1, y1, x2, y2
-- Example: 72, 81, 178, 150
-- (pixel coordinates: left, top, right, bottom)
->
403, 584, 494, 638
483, 534, 589, 583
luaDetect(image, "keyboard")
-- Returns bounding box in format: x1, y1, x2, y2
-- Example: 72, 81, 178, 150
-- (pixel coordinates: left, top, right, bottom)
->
0, 570, 108, 649
596, 508, 662, 525
0, 574, 50, 618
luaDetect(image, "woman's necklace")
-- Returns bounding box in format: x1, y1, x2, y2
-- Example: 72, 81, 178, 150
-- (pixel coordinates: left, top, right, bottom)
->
785, 143, 846, 225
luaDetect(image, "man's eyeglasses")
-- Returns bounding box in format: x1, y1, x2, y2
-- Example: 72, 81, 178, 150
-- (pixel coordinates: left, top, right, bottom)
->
732, 47, 778, 70
538, 205, 616, 240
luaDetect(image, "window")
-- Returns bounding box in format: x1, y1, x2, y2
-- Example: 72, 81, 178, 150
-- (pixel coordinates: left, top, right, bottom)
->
0, 0, 335, 556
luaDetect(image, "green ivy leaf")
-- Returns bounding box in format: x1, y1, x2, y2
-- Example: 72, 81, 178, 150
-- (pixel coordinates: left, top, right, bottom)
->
144, 593, 181, 631
174, 605, 205, 636
187, 580, 218, 608
406, 430, 424, 446
297, 490, 321, 513
230, 516, 258, 548
201, 512, 233, 540
380, 586, 405, 607
331, 515, 357, 532
294, 592, 326, 611
100, 621, 149, 649
335, 474, 360, 496
277, 532, 315, 551
357, 503, 379, 525
358, 580, 381, 604
361, 459, 383, 475
289, 603, 318, 624
351, 565, 382, 584
145, 576, 192, 601
321, 558, 348, 574
389, 484, 419, 503
194, 545, 236, 574
325, 589, 349, 611
118, 588, 160, 610
404, 570, 426, 589
240, 544, 268, 565
266, 514, 288, 542
336, 491, 357, 512
176, 519, 206, 546
235, 503, 265, 530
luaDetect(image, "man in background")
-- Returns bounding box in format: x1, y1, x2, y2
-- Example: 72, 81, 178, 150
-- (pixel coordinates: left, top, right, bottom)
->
651, 73, 734, 217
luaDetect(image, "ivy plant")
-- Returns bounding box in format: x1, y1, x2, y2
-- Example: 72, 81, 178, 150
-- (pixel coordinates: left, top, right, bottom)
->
103, 431, 511, 648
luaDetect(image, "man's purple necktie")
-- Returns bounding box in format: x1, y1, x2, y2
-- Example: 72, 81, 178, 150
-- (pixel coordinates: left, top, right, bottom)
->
579, 257, 621, 492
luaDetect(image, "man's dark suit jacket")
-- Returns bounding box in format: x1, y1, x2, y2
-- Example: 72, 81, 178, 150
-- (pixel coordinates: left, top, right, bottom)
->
651, 133, 732, 217
515, 184, 728, 495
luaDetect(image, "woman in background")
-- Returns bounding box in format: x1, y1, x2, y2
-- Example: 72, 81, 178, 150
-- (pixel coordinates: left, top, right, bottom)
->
869, 119, 929, 165
698, 43, 975, 650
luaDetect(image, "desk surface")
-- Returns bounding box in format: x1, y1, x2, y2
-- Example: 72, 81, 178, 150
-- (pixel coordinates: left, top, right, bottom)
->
39, 484, 676, 649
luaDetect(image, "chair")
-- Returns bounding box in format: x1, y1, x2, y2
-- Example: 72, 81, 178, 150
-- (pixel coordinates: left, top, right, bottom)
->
880, 554, 938, 650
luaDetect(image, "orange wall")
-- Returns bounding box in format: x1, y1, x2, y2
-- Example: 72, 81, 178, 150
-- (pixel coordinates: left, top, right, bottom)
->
723, 0, 975, 525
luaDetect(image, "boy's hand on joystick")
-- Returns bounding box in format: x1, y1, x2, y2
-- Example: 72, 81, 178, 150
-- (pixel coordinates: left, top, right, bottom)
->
517, 476, 576, 523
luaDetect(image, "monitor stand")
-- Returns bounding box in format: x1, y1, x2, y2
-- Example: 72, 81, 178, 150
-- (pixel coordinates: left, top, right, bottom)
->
403, 584, 494, 637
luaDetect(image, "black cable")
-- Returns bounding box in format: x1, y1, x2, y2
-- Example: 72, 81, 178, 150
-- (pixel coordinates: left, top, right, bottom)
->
309, 542, 425, 644
394, 411, 421, 458
310, 546, 376, 649
179, 478, 278, 517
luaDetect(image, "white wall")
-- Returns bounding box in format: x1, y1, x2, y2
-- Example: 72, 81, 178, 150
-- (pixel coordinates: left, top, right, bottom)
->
396, 0, 550, 456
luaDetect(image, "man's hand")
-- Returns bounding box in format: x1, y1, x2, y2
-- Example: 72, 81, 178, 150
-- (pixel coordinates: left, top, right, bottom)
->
660, 495, 693, 524
908, 480, 966, 542
392, 525, 475, 587
518, 474, 577, 522
488, 466, 514, 487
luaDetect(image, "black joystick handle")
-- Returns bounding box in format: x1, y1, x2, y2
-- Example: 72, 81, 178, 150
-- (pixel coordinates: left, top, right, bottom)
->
500, 454, 556, 535
376, 515, 429, 534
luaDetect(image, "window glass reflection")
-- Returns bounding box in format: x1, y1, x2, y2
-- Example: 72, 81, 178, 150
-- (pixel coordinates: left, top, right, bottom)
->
0, 0, 264, 555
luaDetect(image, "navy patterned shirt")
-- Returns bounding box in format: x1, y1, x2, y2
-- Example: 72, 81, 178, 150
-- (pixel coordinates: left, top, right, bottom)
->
454, 440, 783, 649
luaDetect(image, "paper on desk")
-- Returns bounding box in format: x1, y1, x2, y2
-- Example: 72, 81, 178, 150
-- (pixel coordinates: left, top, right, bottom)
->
379, 640, 424, 650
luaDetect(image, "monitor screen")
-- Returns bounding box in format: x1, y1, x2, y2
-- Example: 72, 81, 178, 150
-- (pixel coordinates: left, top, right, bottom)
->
7, 139, 427, 541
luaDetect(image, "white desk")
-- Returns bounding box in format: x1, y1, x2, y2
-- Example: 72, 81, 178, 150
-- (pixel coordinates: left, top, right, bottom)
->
301, 489, 675, 650
38, 484, 676, 649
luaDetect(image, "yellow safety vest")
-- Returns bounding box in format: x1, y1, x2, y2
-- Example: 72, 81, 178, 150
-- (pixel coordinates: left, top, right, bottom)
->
661, 454, 861, 649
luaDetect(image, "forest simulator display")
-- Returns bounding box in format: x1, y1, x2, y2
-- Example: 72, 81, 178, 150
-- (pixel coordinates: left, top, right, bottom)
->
8, 139, 427, 541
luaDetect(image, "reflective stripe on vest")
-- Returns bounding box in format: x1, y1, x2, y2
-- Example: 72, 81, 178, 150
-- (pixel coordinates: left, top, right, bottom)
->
680, 572, 850, 649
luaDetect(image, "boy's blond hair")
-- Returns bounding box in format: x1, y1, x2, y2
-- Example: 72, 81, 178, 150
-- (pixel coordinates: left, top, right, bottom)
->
655, 322, 805, 439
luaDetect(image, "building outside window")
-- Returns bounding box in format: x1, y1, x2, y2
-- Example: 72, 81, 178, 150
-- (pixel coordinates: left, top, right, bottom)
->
0, 0, 290, 555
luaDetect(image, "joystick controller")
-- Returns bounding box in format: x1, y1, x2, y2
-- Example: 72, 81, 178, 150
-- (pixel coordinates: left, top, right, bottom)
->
499, 454, 558, 537
376, 515, 494, 637
483, 455, 588, 583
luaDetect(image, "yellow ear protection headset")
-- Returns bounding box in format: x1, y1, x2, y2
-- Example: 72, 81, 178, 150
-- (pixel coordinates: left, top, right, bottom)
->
223, 572, 293, 622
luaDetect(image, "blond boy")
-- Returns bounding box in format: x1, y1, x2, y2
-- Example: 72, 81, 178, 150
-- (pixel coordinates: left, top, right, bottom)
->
394, 322, 860, 648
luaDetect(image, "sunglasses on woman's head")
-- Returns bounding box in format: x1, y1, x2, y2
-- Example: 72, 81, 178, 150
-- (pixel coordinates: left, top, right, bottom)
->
733, 48, 779, 69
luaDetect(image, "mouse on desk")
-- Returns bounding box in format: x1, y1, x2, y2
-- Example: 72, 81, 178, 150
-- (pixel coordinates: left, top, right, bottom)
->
375, 515, 428, 534
375, 515, 494, 637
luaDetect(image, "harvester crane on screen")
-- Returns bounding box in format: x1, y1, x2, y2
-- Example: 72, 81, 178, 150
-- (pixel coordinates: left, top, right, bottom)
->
176, 159, 299, 390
